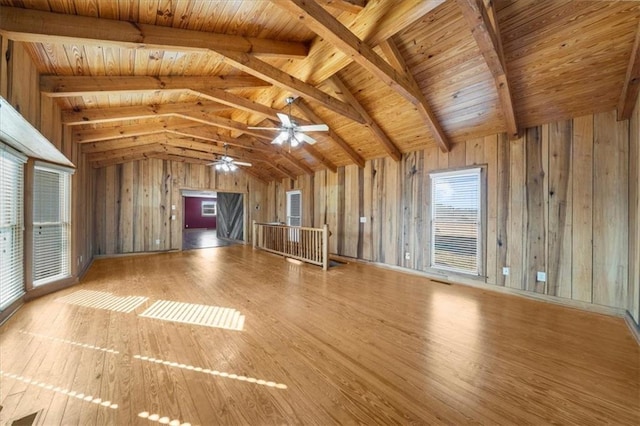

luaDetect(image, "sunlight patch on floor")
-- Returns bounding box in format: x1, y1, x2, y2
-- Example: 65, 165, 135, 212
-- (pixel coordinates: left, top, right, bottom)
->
139, 300, 245, 331
18, 330, 119, 354
138, 410, 191, 425
132, 355, 287, 389
56, 290, 148, 313
0, 370, 118, 409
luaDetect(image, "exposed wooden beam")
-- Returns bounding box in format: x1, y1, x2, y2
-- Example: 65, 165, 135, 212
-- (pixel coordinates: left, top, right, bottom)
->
457, 0, 519, 139
72, 118, 196, 143
87, 143, 163, 163
276, 0, 449, 152
318, 0, 366, 14
50, 77, 312, 125
81, 135, 166, 153
300, 143, 337, 173
63, 103, 272, 140
329, 75, 401, 161
91, 153, 159, 168
284, 0, 446, 85
167, 128, 314, 176
618, 20, 640, 121
211, 49, 364, 124
294, 98, 365, 168
41, 75, 270, 97
0, 5, 308, 58
379, 38, 450, 152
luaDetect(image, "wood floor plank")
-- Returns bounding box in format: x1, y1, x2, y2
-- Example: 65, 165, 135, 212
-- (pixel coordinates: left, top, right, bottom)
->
1, 246, 638, 425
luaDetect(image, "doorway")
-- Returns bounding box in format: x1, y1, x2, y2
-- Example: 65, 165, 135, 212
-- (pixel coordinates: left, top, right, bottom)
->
182, 191, 229, 250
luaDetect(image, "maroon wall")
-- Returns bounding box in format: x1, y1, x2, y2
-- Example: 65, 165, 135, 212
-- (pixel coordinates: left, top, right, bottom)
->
184, 197, 217, 229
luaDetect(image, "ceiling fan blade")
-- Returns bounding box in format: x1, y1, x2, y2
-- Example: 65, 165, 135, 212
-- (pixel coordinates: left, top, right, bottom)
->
272, 132, 289, 145
296, 132, 317, 144
234, 161, 252, 167
247, 126, 283, 131
277, 113, 292, 127
297, 124, 328, 132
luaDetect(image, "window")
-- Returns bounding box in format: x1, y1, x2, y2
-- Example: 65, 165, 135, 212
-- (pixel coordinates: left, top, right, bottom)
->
286, 190, 301, 242
286, 190, 301, 227
202, 201, 216, 216
0, 144, 26, 311
430, 168, 482, 275
33, 163, 73, 286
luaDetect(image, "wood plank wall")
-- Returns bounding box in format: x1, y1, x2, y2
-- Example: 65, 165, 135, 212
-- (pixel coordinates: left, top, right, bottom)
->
0, 40, 92, 290
92, 161, 268, 254
629, 95, 640, 323
266, 111, 633, 312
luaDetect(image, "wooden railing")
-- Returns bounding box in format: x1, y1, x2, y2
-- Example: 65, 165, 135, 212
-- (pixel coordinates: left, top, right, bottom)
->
252, 221, 329, 270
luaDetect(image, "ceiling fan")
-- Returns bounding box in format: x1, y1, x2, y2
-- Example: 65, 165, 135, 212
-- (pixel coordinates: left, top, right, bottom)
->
248, 97, 329, 146
207, 144, 252, 171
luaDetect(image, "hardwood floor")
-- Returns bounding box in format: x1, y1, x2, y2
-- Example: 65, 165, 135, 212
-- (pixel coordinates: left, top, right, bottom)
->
1, 245, 638, 425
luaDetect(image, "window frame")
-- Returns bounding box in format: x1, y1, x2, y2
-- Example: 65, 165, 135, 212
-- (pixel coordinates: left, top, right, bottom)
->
32, 161, 74, 287
429, 166, 485, 276
201, 201, 217, 217
0, 143, 27, 312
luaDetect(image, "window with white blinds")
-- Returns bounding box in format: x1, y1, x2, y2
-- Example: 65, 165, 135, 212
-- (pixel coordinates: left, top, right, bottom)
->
0, 144, 26, 311
33, 163, 73, 286
286, 190, 301, 243
430, 168, 482, 275
286, 190, 301, 227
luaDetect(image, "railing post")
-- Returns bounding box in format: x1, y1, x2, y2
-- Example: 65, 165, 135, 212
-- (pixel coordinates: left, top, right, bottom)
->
252, 220, 257, 249
322, 224, 329, 271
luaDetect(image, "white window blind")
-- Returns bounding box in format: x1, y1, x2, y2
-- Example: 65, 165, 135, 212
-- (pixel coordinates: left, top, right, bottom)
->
286, 190, 301, 227
286, 190, 301, 243
0, 144, 26, 311
33, 163, 72, 286
430, 168, 481, 275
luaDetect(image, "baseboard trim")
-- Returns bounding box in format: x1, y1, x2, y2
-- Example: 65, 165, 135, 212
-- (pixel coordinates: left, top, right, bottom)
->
624, 311, 640, 345
330, 254, 627, 318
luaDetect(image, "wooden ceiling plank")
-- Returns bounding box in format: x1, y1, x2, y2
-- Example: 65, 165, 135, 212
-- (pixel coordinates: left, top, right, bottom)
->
41, 75, 270, 97
457, 0, 519, 139
211, 49, 364, 123
379, 38, 450, 152
300, 143, 338, 173
617, 21, 640, 121
87, 142, 164, 162
0, 5, 308, 58
329, 75, 401, 161
294, 98, 365, 168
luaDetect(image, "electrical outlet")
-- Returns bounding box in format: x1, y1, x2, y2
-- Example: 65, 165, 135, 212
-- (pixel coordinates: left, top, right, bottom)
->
502, 267, 509, 276
537, 271, 546, 282
405, 252, 410, 260
155, 239, 160, 245
360, 216, 367, 223
171, 214, 176, 220
171, 204, 176, 210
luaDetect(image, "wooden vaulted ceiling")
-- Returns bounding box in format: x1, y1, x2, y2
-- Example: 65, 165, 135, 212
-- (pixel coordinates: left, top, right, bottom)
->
1, 0, 639, 181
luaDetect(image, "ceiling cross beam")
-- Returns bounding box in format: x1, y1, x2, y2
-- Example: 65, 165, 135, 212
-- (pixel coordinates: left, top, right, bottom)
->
275, 0, 450, 152
456, 0, 519, 139
294, 98, 366, 168
329, 75, 401, 161
617, 20, 640, 121
41, 75, 270, 97
0, 5, 308, 58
